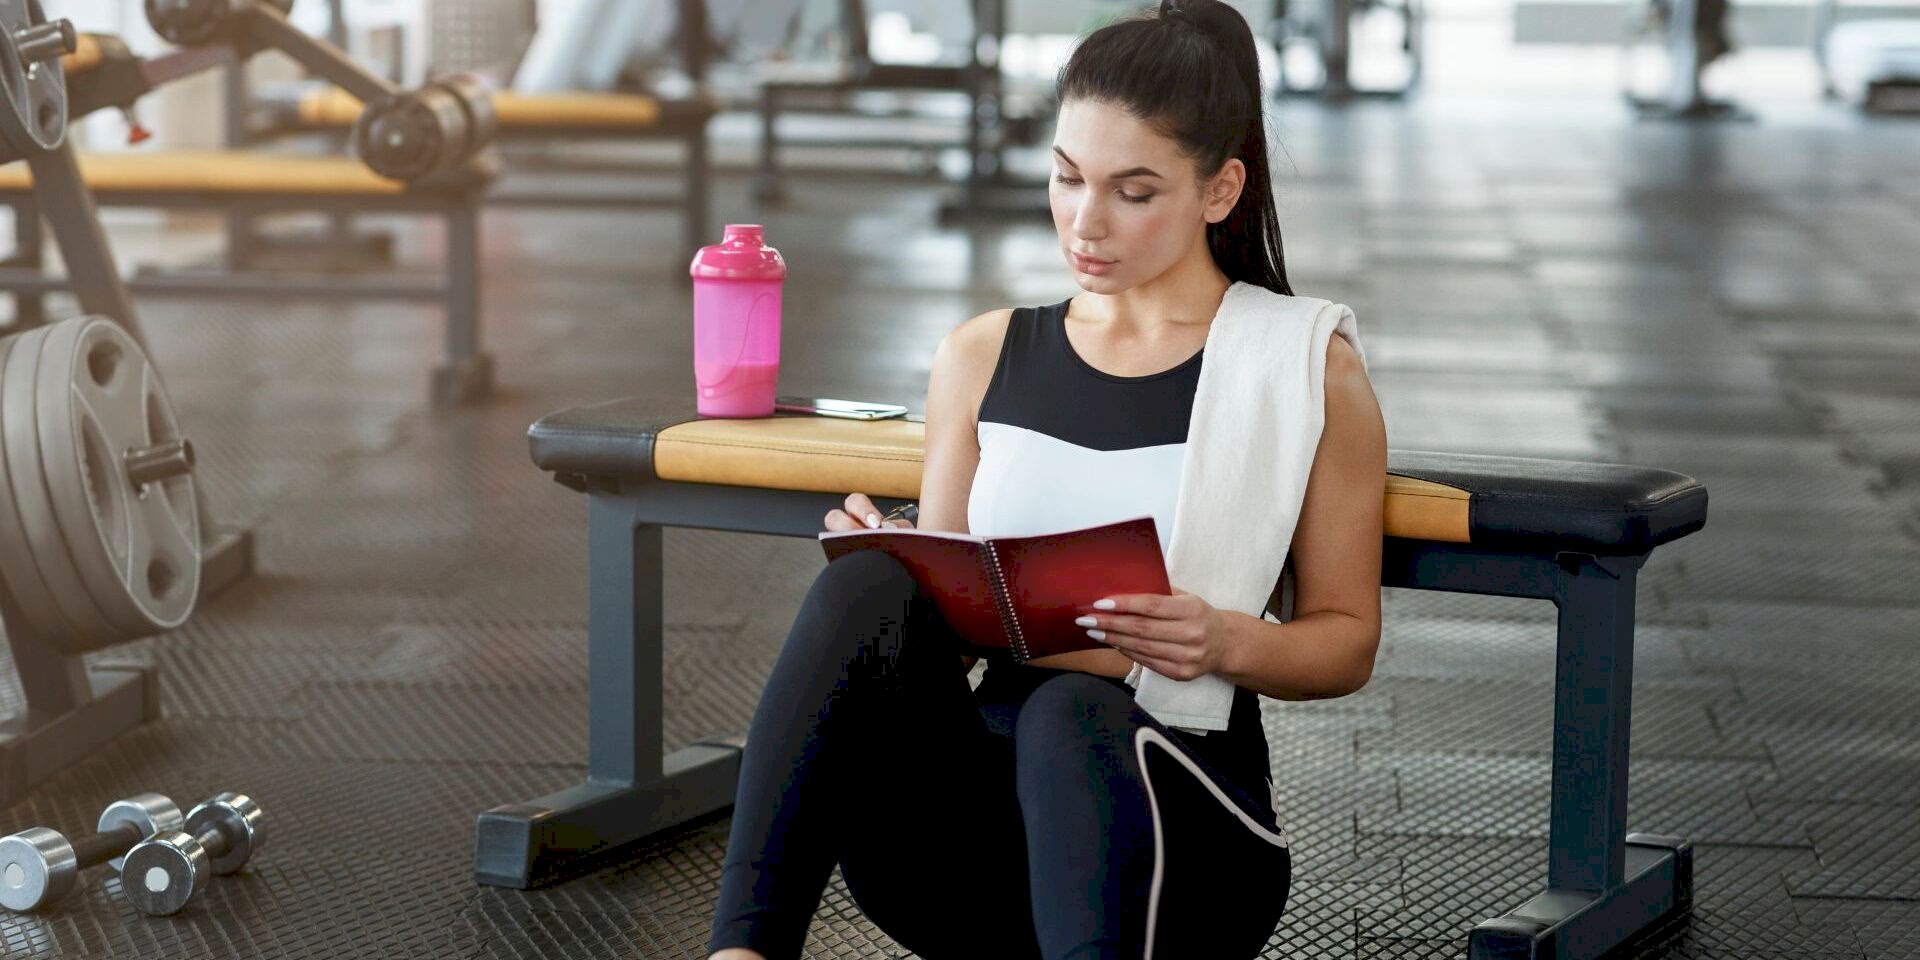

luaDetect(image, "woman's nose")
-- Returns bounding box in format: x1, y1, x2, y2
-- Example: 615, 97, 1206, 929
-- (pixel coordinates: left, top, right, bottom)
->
1072, 199, 1105, 240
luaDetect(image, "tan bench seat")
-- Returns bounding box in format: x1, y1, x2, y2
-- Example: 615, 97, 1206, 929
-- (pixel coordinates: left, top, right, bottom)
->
0, 150, 408, 196
622, 414, 1476, 543
298, 88, 684, 130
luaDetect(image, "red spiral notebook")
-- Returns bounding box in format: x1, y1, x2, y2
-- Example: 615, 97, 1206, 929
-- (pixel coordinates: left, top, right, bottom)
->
818, 515, 1171, 662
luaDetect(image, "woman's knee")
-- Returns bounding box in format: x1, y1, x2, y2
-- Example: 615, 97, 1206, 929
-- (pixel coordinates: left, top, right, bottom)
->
1013, 673, 1137, 756
785, 549, 919, 662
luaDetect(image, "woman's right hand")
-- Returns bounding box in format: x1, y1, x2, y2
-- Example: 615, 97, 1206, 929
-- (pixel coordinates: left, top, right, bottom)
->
824, 492, 914, 532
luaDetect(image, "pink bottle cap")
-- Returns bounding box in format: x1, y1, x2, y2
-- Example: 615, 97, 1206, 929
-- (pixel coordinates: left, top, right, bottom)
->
690, 224, 787, 281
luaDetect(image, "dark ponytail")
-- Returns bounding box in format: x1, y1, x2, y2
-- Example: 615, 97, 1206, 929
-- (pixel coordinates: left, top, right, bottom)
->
1056, 0, 1292, 296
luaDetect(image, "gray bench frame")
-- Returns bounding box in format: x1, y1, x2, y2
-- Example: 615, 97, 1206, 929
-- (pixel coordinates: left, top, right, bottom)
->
0, 178, 491, 406
474, 448, 1700, 960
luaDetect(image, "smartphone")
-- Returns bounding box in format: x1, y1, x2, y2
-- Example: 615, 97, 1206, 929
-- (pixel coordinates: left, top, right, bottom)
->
774, 396, 911, 420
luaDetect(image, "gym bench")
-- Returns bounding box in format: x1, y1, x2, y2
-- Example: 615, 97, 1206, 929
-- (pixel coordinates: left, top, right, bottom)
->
476, 396, 1710, 960
272, 87, 717, 254
0, 150, 494, 405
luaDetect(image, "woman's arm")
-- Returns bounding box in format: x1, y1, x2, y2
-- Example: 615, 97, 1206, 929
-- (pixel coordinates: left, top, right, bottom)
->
1215, 334, 1386, 700
917, 310, 1006, 674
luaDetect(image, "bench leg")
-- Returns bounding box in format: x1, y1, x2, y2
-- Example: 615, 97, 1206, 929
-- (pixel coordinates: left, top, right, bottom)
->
685, 122, 711, 253
432, 200, 493, 405
753, 85, 786, 205
1465, 553, 1691, 960
474, 499, 743, 888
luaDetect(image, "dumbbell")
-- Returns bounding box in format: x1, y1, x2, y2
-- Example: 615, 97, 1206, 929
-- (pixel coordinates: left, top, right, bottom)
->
0, 794, 183, 912
353, 74, 497, 182
117, 792, 263, 916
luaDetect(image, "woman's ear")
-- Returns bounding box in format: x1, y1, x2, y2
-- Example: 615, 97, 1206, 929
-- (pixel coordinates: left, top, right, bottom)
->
1204, 158, 1247, 224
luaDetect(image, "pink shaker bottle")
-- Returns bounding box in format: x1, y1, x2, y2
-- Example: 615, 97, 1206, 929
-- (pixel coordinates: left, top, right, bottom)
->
690, 224, 786, 418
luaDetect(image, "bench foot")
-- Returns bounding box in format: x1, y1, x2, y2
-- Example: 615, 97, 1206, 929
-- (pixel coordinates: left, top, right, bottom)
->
431, 353, 495, 406
474, 741, 743, 889
1467, 834, 1693, 960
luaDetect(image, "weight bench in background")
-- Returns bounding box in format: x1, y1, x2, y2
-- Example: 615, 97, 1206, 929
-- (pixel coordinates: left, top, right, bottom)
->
264, 87, 716, 255
0, 150, 495, 405
478, 396, 1710, 960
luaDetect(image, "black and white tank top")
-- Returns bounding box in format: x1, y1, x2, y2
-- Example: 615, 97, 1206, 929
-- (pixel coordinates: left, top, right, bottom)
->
968, 300, 1203, 544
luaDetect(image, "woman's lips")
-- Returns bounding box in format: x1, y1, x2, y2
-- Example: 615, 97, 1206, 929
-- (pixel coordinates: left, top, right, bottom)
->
1072, 253, 1116, 276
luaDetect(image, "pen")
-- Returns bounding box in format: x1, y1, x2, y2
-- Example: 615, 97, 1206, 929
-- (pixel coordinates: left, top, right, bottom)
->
879, 503, 918, 526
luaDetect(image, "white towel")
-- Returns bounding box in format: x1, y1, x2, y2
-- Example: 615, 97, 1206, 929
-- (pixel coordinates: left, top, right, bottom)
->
1133, 282, 1368, 732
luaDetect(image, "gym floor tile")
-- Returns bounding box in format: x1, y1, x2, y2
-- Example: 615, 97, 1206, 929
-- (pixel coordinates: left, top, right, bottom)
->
1353, 677, 1760, 761
1794, 899, 1920, 960
1368, 616, 1698, 683
1763, 802, 1920, 900
1356, 753, 1805, 846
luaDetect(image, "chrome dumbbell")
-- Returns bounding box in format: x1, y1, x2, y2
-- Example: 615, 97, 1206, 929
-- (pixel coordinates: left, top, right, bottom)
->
0, 794, 183, 912
118, 792, 263, 916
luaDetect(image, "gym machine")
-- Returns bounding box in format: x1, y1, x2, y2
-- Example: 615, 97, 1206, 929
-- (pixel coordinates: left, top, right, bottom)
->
137, 0, 499, 185
3, 2, 502, 404
0, 0, 256, 805
754, 0, 1055, 223
1269, 0, 1423, 98
232, 0, 718, 265
1814, 0, 1920, 113
1619, 0, 1754, 119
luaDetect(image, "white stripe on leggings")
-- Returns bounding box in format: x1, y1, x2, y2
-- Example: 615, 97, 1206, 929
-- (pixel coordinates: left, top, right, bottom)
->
1133, 726, 1292, 960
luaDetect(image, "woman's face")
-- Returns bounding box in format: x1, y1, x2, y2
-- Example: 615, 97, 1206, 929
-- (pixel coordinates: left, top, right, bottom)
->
1049, 99, 1238, 294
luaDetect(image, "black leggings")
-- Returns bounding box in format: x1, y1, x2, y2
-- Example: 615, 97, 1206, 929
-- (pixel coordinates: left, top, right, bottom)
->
707, 550, 1293, 960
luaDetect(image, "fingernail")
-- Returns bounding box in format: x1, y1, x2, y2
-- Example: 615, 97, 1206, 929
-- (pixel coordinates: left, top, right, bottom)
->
1087, 629, 1107, 641
1093, 599, 1116, 610
1074, 616, 1098, 627
866, 513, 880, 528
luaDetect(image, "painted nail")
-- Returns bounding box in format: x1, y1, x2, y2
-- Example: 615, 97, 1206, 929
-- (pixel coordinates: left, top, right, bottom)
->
1087, 629, 1107, 641
1093, 599, 1117, 610
866, 513, 880, 528
1074, 616, 1098, 627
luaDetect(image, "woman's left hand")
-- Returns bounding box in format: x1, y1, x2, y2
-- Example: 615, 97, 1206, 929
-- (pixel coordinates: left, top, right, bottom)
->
1075, 587, 1232, 682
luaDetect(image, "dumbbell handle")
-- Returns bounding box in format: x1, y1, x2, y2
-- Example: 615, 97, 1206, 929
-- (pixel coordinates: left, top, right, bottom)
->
65, 824, 144, 870
185, 824, 231, 859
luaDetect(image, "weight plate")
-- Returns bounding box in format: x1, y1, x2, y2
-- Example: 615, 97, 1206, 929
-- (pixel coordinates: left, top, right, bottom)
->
0, 1, 69, 157
0, 322, 118, 649
0, 334, 73, 641
36, 316, 197, 635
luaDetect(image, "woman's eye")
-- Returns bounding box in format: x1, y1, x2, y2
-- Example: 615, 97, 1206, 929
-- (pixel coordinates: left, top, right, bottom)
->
1052, 174, 1082, 186
1120, 192, 1154, 204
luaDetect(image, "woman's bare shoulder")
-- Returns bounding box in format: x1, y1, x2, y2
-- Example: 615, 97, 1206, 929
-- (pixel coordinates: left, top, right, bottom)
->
933, 308, 1018, 399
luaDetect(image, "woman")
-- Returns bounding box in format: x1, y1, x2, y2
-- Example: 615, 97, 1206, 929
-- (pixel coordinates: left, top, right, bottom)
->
708, 2, 1386, 958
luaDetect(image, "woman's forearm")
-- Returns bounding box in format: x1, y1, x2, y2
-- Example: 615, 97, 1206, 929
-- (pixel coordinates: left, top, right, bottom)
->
1215, 610, 1379, 701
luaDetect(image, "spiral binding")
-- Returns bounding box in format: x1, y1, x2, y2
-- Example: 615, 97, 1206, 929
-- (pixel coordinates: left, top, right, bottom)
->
982, 542, 1029, 662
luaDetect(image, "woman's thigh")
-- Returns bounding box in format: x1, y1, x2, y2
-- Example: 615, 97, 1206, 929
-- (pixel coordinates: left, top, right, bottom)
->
1014, 674, 1291, 959
822, 561, 1045, 960
835, 728, 1043, 960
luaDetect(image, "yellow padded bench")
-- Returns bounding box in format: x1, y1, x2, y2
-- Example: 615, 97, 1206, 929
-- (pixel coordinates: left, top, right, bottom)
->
0, 150, 409, 196
266, 84, 716, 253
481, 394, 1707, 960
299, 87, 672, 130
624, 414, 1476, 545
